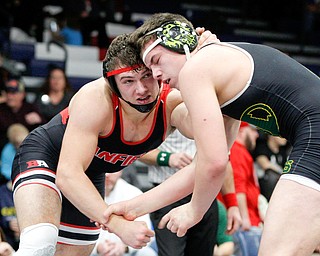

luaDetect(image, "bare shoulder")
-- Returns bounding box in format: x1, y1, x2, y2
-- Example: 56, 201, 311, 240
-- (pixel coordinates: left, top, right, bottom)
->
166, 88, 183, 106
189, 43, 250, 71
166, 88, 183, 115
68, 77, 114, 132
164, 88, 184, 134
180, 43, 252, 101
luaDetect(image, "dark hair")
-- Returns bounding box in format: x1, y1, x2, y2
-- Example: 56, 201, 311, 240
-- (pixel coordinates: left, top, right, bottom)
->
102, 34, 145, 96
40, 66, 73, 95
103, 34, 143, 75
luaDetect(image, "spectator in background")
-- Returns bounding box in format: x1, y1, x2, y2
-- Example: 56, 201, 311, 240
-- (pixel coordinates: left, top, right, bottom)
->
0, 78, 45, 151
0, 227, 15, 256
79, 0, 110, 48
213, 201, 235, 256
0, 123, 29, 182
301, 0, 320, 45
0, 123, 27, 251
253, 134, 290, 201
0, 67, 8, 104
139, 129, 241, 256
35, 66, 74, 121
91, 171, 157, 256
6, 0, 46, 42
0, 179, 19, 251
230, 122, 263, 256
52, 13, 83, 46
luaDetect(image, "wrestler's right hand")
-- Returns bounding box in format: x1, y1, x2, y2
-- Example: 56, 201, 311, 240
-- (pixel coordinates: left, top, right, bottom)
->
103, 200, 138, 223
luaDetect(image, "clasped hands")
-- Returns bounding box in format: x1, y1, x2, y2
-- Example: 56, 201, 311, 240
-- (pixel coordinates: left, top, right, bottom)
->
100, 200, 203, 239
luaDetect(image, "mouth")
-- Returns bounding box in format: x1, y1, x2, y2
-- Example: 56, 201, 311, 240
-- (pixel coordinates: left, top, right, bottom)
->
137, 95, 151, 104
163, 79, 171, 85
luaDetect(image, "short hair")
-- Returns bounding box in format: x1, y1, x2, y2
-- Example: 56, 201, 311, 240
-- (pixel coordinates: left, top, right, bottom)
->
103, 33, 143, 75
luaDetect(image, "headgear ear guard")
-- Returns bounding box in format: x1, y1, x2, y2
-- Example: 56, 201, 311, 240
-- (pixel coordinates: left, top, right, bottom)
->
143, 20, 198, 62
103, 59, 121, 97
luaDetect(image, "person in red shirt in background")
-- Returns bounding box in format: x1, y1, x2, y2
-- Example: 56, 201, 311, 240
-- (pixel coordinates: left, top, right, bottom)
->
230, 122, 263, 256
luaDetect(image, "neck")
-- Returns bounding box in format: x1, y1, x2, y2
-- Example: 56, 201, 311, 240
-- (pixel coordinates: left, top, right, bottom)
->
11, 104, 22, 113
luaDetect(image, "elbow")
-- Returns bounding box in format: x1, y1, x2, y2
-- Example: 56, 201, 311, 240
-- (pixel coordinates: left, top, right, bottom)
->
216, 159, 229, 176
206, 156, 229, 179
55, 168, 67, 192
55, 175, 63, 191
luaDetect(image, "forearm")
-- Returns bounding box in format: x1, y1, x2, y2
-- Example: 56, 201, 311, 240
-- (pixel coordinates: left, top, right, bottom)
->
56, 171, 134, 237
139, 149, 160, 165
56, 171, 108, 223
237, 193, 250, 220
127, 163, 196, 216
190, 162, 226, 218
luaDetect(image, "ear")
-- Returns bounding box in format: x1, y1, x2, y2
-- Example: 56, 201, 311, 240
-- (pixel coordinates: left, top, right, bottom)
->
156, 21, 198, 54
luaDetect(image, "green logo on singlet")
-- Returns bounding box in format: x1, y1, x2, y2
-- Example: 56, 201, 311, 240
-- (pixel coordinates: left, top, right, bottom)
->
283, 160, 294, 173
240, 103, 280, 136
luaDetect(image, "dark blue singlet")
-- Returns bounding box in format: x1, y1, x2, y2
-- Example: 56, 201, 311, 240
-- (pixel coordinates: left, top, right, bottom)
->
206, 42, 320, 184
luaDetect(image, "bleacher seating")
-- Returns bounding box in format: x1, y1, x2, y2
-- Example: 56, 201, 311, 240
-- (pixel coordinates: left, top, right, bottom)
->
2, 3, 320, 195
4, 8, 320, 102
9, 43, 35, 67
8, 41, 102, 93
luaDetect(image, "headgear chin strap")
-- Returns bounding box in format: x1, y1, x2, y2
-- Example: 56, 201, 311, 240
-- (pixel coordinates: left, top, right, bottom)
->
142, 20, 198, 63
122, 97, 159, 113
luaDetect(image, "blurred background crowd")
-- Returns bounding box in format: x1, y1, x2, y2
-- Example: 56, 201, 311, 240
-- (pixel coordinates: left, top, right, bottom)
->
0, 1, 320, 255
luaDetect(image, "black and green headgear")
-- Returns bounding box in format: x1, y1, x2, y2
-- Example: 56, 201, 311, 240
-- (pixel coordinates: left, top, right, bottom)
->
142, 20, 198, 62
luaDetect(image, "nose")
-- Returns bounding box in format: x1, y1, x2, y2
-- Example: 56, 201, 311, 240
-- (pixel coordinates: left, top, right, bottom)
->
151, 66, 162, 80
136, 80, 148, 94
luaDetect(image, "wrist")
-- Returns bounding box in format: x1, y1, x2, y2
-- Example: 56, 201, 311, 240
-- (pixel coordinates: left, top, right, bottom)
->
222, 193, 238, 209
156, 151, 171, 166
105, 214, 122, 234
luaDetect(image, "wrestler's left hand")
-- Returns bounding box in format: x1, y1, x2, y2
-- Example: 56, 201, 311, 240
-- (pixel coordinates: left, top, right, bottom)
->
114, 219, 154, 249
196, 27, 220, 50
158, 202, 203, 237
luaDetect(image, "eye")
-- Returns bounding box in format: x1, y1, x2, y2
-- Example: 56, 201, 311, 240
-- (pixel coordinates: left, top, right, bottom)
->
150, 56, 160, 66
122, 78, 134, 85
142, 72, 152, 79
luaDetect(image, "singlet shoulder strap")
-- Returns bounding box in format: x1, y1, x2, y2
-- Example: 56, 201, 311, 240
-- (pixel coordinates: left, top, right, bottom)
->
111, 92, 120, 110
160, 83, 171, 100
198, 42, 218, 51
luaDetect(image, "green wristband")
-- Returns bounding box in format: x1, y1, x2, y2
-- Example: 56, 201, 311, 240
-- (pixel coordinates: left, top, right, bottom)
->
157, 151, 171, 166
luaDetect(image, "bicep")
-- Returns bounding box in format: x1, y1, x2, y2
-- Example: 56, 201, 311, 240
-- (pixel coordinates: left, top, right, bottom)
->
58, 120, 98, 175
179, 73, 228, 163
57, 92, 106, 176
